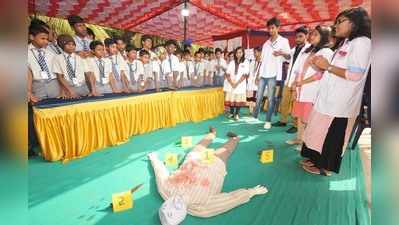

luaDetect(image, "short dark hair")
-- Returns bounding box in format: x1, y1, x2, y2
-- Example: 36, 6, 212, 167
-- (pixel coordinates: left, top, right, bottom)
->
183, 49, 191, 56
104, 38, 116, 47
30, 18, 49, 30
29, 24, 49, 36
89, 40, 104, 51
267, 17, 280, 27
254, 46, 262, 52
194, 51, 201, 56
125, 44, 137, 53
335, 7, 371, 41
139, 49, 150, 57
165, 39, 177, 47
295, 25, 309, 35
113, 36, 124, 43
215, 48, 223, 54
228, 51, 234, 57
86, 27, 95, 39
67, 15, 84, 27
198, 48, 205, 53
57, 34, 75, 50
141, 35, 152, 44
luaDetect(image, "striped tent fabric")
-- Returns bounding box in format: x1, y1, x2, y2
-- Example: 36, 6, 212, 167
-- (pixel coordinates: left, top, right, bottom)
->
28, 0, 371, 45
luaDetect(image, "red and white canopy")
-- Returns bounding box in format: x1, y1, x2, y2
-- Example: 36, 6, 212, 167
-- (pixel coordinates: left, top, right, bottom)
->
28, 0, 371, 45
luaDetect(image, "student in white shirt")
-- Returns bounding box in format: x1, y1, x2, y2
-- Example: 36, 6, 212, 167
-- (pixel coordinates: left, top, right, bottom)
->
136, 49, 153, 93
180, 49, 194, 88
67, 15, 92, 59
289, 25, 333, 150
86, 41, 113, 95
165, 40, 180, 90
52, 34, 90, 99
104, 38, 130, 93
203, 51, 212, 86
153, 46, 169, 91
253, 17, 291, 129
125, 44, 139, 92
301, 7, 371, 176
273, 26, 310, 134
192, 51, 205, 88
247, 47, 262, 114
175, 51, 186, 88
114, 36, 127, 60
28, 25, 61, 103
224, 47, 250, 120
213, 48, 227, 86
138, 35, 157, 60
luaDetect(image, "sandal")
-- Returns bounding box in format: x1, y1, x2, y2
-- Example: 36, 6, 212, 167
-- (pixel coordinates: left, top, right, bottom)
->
299, 159, 314, 167
302, 165, 332, 176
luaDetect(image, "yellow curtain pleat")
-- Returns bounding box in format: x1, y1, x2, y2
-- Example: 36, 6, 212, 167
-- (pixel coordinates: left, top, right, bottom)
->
33, 88, 224, 162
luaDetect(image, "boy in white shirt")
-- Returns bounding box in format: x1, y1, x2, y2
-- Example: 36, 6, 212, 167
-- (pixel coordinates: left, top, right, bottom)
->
253, 17, 291, 129
153, 46, 169, 91
136, 49, 153, 93
85, 41, 114, 95
192, 51, 204, 87
67, 15, 92, 59
28, 24, 61, 102
181, 49, 194, 88
138, 35, 157, 60
165, 40, 180, 90
114, 36, 127, 60
52, 34, 90, 99
213, 48, 227, 86
104, 38, 130, 93
125, 44, 139, 92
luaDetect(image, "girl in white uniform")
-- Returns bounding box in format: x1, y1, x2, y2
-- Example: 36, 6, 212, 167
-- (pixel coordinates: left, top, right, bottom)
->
290, 25, 334, 150
224, 47, 250, 120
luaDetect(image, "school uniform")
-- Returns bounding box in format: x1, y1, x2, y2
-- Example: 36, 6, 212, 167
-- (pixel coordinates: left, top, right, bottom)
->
192, 61, 205, 87
136, 60, 156, 90
224, 60, 250, 107
202, 59, 212, 86
176, 60, 186, 88
137, 48, 157, 61
213, 58, 227, 86
182, 60, 194, 87
51, 52, 90, 96
73, 35, 92, 52
28, 43, 61, 100
108, 54, 128, 91
165, 53, 180, 89
291, 47, 333, 123
46, 42, 62, 55
153, 59, 170, 89
86, 56, 113, 94
126, 59, 139, 91
301, 37, 371, 174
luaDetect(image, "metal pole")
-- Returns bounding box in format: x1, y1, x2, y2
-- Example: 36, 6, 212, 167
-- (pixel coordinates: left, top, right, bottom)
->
183, 0, 187, 42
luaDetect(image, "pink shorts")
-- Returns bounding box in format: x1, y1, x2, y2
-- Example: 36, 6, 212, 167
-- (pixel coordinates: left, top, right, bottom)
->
292, 101, 313, 123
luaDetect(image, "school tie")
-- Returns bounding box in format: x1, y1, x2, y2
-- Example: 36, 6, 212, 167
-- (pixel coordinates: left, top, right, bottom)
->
37, 49, 52, 79
159, 62, 164, 80
65, 55, 75, 80
217, 59, 221, 75
186, 62, 190, 80
98, 59, 105, 78
194, 63, 198, 76
110, 56, 120, 80
168, 56, 173, 73
128, 63, 135, 82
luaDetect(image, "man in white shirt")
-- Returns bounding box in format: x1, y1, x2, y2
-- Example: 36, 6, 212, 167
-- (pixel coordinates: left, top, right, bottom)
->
273, 26, 310, 134
253, 17, 291, 129
67, 15, 92, 59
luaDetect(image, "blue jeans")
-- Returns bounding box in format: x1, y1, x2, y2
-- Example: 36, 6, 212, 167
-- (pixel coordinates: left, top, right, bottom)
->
253, 77, 277, 122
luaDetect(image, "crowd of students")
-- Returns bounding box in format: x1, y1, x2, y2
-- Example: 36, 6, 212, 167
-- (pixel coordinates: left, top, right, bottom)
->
28, 6, 371, 177
27, 15, 239, 104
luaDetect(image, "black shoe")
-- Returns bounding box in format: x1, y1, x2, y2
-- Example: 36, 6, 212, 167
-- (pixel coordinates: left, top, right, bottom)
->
286, 127, 297, 133
272, 121, 287, 127
209, 126, 216, 134
226, 131, 238, 138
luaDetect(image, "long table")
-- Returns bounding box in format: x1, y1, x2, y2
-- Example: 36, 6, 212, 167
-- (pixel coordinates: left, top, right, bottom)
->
33, 87, 224, 162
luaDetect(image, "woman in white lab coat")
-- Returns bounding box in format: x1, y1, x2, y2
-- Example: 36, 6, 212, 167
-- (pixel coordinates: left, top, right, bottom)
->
300, 7, 371, 176
224, 47, 250, 120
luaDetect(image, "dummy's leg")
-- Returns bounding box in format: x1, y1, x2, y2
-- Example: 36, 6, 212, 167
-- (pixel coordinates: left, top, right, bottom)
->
191, 126, 217, 153
215, 132, 240, 163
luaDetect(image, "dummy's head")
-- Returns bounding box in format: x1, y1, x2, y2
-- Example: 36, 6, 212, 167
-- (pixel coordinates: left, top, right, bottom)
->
159, 196, 187, 225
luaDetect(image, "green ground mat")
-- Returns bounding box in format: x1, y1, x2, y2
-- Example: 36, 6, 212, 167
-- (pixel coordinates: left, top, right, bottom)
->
29, 112, 370, 225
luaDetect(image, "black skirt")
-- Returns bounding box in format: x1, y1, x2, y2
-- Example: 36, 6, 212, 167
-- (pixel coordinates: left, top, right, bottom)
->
301, 117, 348, 173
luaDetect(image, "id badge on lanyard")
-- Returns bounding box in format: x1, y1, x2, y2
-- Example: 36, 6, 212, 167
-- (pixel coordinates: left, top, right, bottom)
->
72, 77, 80, 86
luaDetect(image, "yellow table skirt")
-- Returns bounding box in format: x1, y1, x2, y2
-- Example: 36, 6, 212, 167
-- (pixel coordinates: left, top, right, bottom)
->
34, 88, 224, 162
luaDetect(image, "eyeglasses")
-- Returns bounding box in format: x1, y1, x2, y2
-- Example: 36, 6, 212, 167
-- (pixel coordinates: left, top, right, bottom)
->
335, 18, 349, 25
